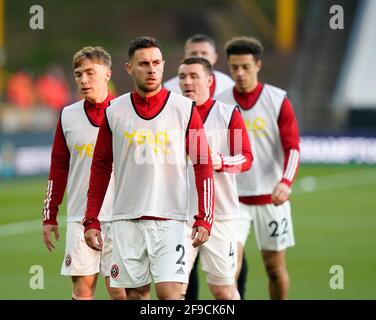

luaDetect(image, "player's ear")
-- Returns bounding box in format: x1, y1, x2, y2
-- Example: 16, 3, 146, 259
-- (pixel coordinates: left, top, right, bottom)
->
106, 68, 112, 81
125, 62, 132, 76
208, 74, 214, 87
256, 59, 262, 72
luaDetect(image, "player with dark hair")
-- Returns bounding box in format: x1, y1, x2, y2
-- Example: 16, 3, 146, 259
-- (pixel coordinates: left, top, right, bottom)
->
217, 36, 300, 300
83, 37, 214, 300
164, 34, 234, 98
166, 34, 240, 300
179, 56, 252, 300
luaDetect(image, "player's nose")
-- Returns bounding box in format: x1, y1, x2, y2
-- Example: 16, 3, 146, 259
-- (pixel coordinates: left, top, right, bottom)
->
148, 63, 157, 73
184, 81, 193, 89
235, 68, 244, 76
81, 74, 88, 84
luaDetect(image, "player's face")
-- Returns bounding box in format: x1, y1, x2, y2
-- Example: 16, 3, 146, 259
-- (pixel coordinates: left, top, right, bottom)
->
178, 63, 213, 105
126, 47, 165, 95
228, 54, 261, 92
185, 42, 218, 66
74, 59, 111, 103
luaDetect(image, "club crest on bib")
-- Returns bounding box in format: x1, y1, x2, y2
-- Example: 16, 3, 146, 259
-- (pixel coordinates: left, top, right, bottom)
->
65, 254, 72, 267
111, 264, 119, 278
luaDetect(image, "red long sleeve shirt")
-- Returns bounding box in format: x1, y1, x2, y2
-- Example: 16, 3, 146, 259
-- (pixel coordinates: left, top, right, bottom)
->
195, 97, 253, 173
233, 83, 300, 205
42, 93, 114, 225
84, 88, 214, 232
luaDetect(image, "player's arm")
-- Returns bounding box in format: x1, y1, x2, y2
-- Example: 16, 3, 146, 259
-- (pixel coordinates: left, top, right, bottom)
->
272, 97, 300, 206
186, 107, 214, 248
42, 114, 70, 251
212, 108, 253, 174
83, 113, 113, 250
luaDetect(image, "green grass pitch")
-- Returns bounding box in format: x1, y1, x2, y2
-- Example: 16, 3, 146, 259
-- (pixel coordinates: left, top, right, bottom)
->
0, 165, 375, 299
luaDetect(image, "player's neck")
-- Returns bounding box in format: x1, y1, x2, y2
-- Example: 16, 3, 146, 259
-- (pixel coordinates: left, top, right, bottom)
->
86, 89, 109, 105
236, 80, 259, 94
136, 85, 162, 98
195, 92, 211, 106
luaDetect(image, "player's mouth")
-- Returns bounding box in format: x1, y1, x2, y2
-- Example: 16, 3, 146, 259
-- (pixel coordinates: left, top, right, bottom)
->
81, 87, 92, 93
184, 89, 195, 95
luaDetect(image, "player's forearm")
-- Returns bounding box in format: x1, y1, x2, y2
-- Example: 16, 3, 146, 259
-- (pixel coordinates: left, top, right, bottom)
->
220, 109, 253, 174
42, 173, 68, 225
42, 119, 70, 225
220, 153, 252, 173
278, 98, 300, 187
84, 163, 111, 223
186, 108, 214, 233
281, 148, 300, 187
192, 162, 214, 233
84, 121, 113, 231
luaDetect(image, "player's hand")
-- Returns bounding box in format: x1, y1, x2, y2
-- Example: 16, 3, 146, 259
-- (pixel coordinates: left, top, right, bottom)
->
42, 224, 60, 252
191, 226, 209, 248
211, 153, 222, 171
271, 182, 291, 206
84, 229, 103, 251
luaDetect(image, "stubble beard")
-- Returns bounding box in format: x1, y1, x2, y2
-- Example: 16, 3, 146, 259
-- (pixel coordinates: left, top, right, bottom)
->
136, 79, 161, 93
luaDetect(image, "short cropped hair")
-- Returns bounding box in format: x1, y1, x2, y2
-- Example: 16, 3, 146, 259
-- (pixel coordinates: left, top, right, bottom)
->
179, 57, 213, 75
225, 36, 264, 61
185, 34, 216, 50
72, 46, 111, 69
128, 36, 163, 59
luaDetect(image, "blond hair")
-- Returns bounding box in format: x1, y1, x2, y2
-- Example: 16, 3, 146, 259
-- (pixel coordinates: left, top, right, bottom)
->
72, 46, 111, 69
